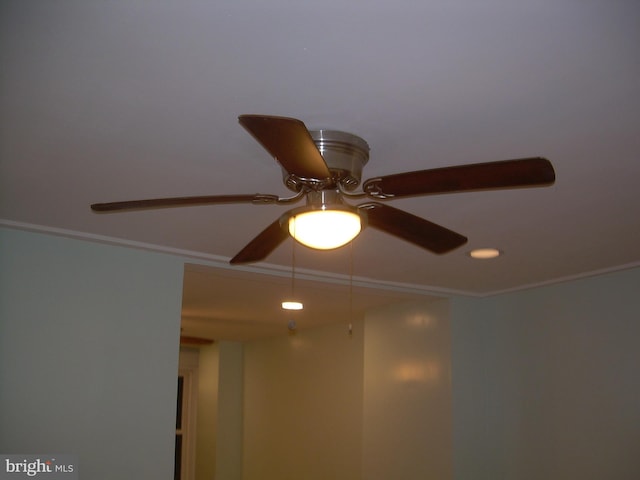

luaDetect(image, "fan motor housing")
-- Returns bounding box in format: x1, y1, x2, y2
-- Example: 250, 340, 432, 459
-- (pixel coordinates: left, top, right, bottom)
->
282, 129, 370, 191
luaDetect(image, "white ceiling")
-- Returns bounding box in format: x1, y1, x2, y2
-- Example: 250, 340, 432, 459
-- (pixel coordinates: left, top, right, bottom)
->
2, 1, 639, 340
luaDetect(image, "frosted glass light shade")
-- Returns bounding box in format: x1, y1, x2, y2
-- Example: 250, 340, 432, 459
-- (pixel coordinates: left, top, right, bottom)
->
288, 209, 361, 250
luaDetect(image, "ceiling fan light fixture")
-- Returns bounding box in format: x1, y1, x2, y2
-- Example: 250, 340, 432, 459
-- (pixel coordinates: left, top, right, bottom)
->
91, 114, 556, 265
288, 207, 362, 250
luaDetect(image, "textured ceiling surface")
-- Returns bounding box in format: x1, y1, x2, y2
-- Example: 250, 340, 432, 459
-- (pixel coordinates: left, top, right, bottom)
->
1, 1, 639, 339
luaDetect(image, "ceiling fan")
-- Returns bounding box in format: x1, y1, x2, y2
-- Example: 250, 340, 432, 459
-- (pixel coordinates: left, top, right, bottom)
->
91, 114, 556, 264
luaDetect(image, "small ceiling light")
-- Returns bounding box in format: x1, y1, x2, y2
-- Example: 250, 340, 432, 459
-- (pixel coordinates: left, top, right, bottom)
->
288, 208, 361, 250
468, 248, 502, 259
282, 301, 303, 310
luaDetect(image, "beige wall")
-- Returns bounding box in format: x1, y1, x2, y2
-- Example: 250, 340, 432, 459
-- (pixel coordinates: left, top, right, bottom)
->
242, 319, 365, 480
215, 341, 244, 480
239, 298, 453, 480
363, 299, 452, 479
196, 343, 219, 480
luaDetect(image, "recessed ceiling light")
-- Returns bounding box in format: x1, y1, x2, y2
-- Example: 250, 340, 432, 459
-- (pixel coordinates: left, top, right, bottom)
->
282, 301, 303, 310
468, 248, 502, 259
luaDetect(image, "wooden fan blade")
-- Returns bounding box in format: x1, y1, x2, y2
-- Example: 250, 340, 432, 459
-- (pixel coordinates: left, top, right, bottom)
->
230, 218, 290, 264
239, 114, 331, 180
363, 157, 555, 198
360, 202, 467, 254
91, 194, 280, 212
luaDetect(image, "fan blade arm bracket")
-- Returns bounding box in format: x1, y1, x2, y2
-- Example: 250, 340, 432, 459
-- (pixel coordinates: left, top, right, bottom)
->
361, 177, 396, 199
336, 183, 369, 199
272, 189, 307, 204
283, 174, 333, 193
251, 194, 281, 204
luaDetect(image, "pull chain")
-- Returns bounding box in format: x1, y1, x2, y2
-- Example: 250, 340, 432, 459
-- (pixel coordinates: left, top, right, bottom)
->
348, 240, 354, 336
291, 224, 296, 300
286, 222, 298, 333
